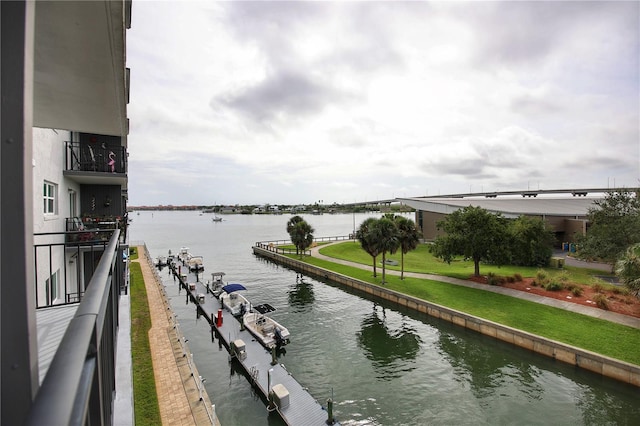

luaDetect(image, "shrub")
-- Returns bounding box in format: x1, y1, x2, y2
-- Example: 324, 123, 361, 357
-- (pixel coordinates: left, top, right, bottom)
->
536, 269, 548, 282
593, 294, 609, 310
535, 269, 550, 288
545, 280, 564, 291
612, 286, 630, 296
506, 275, 516, 283
487, 272, 500, 286
592, 282, 605, 293
556, 271, 570, 283
566, 283, 583, 296
513, 273, 523, 282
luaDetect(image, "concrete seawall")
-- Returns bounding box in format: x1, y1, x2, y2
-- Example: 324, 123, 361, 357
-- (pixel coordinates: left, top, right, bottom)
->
252, 245, 640, 387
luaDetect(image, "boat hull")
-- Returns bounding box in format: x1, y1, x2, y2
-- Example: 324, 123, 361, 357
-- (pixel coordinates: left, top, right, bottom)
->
220, 292, 250, 316
243, 312, 290, 349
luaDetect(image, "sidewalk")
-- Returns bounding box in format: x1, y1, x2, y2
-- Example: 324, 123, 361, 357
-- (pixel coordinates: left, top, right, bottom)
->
310, 243, 640, 329
133, 248, 219, 426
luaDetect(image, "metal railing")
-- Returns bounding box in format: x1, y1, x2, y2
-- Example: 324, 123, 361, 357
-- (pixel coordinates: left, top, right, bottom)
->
65, 141, 127, 174
65, 216, 128, 244
33, 230, 126, 307
27, 230, 123, 425
254, 235, 352, 256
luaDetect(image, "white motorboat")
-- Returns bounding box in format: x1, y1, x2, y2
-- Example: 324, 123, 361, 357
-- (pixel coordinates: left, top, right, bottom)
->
154, 255, 167, 268
208, 272, 226, 296
243, 304, 290, 348
177, 247, 190, 263
219, 284, 251, 316
188, 255, 204, 272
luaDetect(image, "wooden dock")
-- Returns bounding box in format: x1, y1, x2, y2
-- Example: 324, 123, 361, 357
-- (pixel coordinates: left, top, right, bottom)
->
167, 261, 338, 426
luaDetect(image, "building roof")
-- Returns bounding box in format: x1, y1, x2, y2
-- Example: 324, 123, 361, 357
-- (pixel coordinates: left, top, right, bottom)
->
398, 196, 601, 218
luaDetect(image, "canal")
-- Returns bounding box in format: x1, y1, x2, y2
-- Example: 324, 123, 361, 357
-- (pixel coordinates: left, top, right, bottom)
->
130, 210, 639, 425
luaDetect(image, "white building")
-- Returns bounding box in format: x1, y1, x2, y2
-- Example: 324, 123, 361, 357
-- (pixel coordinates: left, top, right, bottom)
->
2, 1, 131, 423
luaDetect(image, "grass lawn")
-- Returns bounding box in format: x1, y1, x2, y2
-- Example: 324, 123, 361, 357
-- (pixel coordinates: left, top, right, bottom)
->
319, 241, 614, 283
129, 261, 161, 425
289, 251, 640, 366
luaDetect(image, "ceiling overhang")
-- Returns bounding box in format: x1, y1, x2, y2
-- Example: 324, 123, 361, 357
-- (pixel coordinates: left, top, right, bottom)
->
33, 1, 128, 137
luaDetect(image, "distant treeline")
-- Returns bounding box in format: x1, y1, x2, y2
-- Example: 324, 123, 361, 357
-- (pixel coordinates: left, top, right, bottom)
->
128, 203, 414, 214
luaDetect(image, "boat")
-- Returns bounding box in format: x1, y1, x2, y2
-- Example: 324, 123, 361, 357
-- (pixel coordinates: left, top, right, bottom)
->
219, 283, 251, 316
212, 215, 222, 222
208, 272, 226, 296
188, 255, 204, 272
154, 255, 167, 268
243, 303, 290, 348
177, 247, 190, 263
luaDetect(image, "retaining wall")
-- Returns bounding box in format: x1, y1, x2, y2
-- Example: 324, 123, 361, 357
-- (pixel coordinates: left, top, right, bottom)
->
252, 245, 640, 387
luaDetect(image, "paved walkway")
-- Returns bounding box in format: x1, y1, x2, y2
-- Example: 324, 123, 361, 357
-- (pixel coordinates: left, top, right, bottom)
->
310, 243, 640, 329
134, 248, 219, 426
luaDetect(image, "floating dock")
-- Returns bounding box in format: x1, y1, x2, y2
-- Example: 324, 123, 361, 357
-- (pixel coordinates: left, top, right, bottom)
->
167, 260, 338, 426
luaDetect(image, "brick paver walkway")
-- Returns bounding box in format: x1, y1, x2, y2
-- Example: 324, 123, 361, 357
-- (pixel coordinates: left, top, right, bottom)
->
134, 248, 219, 425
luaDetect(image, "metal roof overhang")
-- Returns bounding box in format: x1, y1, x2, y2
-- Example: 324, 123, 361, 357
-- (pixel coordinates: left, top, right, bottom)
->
33, 1, 128, 138
398, 197, 601, 218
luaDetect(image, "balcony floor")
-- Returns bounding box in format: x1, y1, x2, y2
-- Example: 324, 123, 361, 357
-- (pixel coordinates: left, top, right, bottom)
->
36, 304, 79, 384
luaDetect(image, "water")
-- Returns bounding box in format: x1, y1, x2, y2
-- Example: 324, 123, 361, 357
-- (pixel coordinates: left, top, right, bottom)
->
130, 211, 640, 426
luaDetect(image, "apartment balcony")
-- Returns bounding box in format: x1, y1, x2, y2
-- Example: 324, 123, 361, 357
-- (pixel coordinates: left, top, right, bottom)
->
29, 230, 127, 424
64, 141, 127, 185
65, 216, 128, 245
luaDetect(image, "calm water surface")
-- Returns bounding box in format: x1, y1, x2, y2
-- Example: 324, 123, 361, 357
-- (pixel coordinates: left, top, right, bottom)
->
130, 211, 639, 426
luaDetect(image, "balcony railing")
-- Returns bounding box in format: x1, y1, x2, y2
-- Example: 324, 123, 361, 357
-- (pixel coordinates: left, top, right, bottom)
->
65, 141, 127, 174
35, 228, 127, 307
27, 230, 123, 425
66, 216, 128, 245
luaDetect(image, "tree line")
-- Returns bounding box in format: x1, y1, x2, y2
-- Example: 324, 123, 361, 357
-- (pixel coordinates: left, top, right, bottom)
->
286, 190, 640, 296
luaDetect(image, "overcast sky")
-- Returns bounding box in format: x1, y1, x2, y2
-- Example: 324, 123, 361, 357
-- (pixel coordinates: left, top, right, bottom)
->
127, 1, 639, 206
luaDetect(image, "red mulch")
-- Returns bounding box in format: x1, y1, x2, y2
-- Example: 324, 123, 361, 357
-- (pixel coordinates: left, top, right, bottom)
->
468, 275, 640, 318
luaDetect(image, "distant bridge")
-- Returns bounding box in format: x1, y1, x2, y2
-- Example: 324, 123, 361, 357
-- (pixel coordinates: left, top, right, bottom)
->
341, 187, 637, 208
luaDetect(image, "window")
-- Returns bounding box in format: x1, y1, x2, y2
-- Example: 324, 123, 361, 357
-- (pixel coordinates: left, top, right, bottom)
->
69, 189, 77, 217
43, 181, 57, 215
45, 269, 59, 304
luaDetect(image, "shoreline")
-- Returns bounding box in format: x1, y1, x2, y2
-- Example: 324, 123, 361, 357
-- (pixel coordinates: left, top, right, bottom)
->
252, 244, 640, 387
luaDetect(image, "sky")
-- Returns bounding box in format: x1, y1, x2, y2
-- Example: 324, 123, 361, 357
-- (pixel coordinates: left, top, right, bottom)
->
127, 1, 640, 206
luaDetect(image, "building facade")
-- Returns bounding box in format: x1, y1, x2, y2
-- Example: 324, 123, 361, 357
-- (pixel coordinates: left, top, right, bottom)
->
1, 1, 131, 423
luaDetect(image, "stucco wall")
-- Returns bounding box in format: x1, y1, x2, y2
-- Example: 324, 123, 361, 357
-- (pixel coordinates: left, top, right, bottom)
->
253, 245, 640, 387
32, 128, 75, 305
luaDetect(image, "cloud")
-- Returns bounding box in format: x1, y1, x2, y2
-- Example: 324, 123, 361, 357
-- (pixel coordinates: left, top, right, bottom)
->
126, 1, 639, 205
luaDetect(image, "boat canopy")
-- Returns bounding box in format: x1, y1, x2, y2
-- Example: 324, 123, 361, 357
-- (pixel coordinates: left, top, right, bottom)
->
222, 283, 247, 293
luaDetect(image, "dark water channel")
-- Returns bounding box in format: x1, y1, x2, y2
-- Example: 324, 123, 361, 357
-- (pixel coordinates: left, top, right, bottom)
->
130, 210, 639, 425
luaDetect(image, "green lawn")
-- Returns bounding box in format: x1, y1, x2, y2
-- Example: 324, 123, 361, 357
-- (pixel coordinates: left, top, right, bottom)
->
319, 241, 613, 283
287, 248, 640, 366
129, 261, 161, 425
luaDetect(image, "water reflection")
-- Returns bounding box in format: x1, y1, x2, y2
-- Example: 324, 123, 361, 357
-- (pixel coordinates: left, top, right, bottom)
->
288, 273, 316, 311
437, 332, 544, 400
357, 304, 422, 379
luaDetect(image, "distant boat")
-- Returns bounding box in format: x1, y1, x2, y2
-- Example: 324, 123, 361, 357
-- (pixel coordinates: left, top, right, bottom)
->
212, 214, 222, 222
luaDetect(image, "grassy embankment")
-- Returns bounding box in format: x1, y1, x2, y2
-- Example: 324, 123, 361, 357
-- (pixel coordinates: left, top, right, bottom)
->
284, 242, 640, 366
129, 247, 162, 425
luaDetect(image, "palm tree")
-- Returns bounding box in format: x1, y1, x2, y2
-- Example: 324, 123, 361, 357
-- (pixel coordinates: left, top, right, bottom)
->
356, 218, 381, 278
373, 217, 400, 284
292, 220, 315, 257
287, 215, 305, 255
395, 216, 421, 279
616, 244, 640, 296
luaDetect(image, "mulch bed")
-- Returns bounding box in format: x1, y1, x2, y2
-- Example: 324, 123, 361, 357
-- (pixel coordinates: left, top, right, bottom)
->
468, 275, 640, 318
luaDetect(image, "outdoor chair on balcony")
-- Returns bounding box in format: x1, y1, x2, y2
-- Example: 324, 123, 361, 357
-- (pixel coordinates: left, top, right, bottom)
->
68, 217, 96, 242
